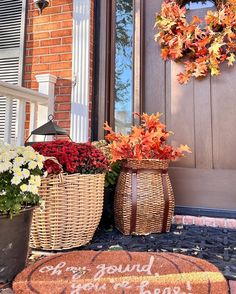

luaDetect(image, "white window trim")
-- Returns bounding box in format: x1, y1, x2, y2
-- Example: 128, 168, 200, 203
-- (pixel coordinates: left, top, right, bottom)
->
71, 0, 91, 142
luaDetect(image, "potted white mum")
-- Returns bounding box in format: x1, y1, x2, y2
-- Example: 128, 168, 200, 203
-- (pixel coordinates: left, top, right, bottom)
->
0, 140, 44, 282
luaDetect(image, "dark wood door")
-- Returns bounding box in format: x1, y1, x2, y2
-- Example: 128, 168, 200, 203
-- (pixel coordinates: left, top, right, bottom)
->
143, 0, 236, 210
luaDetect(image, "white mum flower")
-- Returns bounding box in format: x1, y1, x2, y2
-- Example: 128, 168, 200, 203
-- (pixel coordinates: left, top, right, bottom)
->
28, 185, 38, 195
0, 152, 11, 162
14, 156, 25, 166
37, 154, 44, 162
11, 176, 22, 185
13, 169, 23, 179
25, 146, 34, 152
20, 184, 28, 192
29, 175, 35, 185
28, 161, 38, 170
23, 147, 36, 160
8, 150, 17, 160
16, 146, 24, 154
22, 168, 30, 179
34, 175, 41, 187
37, 162, 43, 169
13, 166, 21, 173
0, 161, 12, 173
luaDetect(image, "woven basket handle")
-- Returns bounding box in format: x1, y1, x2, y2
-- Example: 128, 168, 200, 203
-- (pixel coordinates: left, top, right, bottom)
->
44, 156, 64, 183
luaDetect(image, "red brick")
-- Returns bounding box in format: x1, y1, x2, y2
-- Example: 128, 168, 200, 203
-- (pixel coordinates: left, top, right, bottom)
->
49, 62, 72, 70
24, 81, 38, 89
51, 13, 72, 22
52, 0, 68, 5
62, 4, 73, 12
25, 41, 40, 48
60, 53, 72, 61
183, 215, 194, 225
173, 215, 183, 225
229, 280, 236, 294
32, 15, 51, 24
226, 219, 236, 229
28, 47, 49, 55
40, 39, 61, 47
214, 218, 226, 228
26, 25, 33, 33
50, 45, 72, 54
27, 10, 39, 18
62, 37, 73, 45
204, 217, 216, 227
25, 56, 40, 64
54, 112, 70, 120
56, 79, 72, 86
55, 104, 71, 111
56, 96, 71, 103
24, 121, 30, 129
58, 121, 71, 128
51, 70, 72, 78
42, 6, 62, 15
61, 20, 72, 28
34, 22, 61, 32
40, 55, 60, 63
24, 73, 34, 80
31, 32, 50, 40
51, 29, 72, 38
59, 87, 72, 95
194, 217, 205, 226
25, 65, 32, 73
30, 64, 49, 72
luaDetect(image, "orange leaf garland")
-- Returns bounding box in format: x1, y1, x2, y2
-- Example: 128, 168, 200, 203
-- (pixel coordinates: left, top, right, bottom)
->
154, 0, 236, 84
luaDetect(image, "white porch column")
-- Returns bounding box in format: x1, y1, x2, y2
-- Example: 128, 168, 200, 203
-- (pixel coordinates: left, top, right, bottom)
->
4, 97, 13, 144
35, 74, 57, 129
71, 0, 91, 142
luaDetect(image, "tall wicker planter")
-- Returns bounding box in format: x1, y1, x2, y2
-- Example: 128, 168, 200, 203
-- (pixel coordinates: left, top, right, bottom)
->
30, 173, 105, 250
114, 159, 175, 235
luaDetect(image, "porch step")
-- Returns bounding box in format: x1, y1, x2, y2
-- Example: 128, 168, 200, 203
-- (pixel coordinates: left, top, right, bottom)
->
173, 215, 236, 229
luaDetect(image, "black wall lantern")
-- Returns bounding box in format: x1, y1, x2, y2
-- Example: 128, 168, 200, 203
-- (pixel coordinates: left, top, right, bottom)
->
34, 0, 50, 14
25, 115, 72, 146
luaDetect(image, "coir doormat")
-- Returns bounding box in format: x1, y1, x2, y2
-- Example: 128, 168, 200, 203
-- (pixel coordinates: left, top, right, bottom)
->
13, 251, 228, 294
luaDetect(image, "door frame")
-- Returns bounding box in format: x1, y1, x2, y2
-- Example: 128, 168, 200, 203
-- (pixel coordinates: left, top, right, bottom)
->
92, 0, 144, 140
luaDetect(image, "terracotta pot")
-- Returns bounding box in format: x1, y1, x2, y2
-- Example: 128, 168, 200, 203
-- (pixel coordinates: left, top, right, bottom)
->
0, 207, 34, 282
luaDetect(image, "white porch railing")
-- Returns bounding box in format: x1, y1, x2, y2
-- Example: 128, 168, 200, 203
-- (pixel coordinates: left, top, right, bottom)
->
0, 74, 57, 146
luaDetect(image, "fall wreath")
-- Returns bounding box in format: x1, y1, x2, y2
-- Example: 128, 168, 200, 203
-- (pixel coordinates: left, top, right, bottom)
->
154, 0, 236, 84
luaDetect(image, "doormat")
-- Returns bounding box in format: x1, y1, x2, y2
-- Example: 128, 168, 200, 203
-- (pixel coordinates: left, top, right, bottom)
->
81, 224, 236, 280
13, 251, 228, 294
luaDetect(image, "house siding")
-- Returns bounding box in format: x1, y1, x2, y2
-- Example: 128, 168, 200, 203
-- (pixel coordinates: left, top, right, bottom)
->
23, 0, 94, 140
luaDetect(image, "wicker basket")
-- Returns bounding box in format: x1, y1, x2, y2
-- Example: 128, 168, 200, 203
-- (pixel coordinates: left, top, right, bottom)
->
30, 173, 105, 250
114, 159, 175, 235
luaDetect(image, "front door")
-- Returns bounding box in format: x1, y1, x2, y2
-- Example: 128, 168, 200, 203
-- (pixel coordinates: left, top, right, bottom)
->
95, 0, 236, 211
144, 0, 236, 210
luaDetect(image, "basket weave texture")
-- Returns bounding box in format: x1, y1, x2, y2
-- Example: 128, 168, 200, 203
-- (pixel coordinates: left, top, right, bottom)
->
114, 159, 175, 235
30, 173, 105, 250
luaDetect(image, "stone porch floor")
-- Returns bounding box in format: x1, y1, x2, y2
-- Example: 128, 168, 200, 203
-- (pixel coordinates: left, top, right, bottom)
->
175, 215, 236, 293
1, 215, 236, 294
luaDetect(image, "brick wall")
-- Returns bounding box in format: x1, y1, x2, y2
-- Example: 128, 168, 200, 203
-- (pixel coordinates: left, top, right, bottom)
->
24, 0, 73, 138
